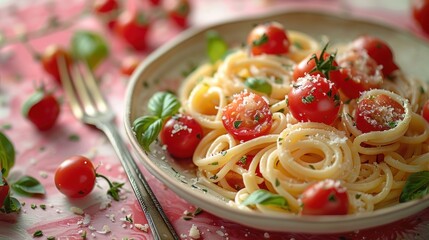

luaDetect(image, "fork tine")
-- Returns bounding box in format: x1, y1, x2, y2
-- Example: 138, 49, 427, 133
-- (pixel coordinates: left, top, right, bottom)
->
71, 64, 97, 116
80, 61, 108, 113
57, 56, 84, 119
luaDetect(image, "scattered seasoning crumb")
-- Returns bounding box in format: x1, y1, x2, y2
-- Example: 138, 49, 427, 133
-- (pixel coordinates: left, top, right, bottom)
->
55, 209, 62, 214
88, 225, 96, 231
216, 230, 225, 237
33, 230, 43, 237
120, 207, 126, 213
70, 206, 84, 215
122, 223, 127, 229
99, 199, 112, 210
134, 223, 149, 232
47, 236, 55, 240
39, 171, 48, 179
31, 204, 37, 209
109, 214, 115, 222
91, 232, 96, 238
40, 204, 46, 210
97, 225, 111, 234
188, 224, 200, 239
264, 232, 270, 239
21, 202, 26, 206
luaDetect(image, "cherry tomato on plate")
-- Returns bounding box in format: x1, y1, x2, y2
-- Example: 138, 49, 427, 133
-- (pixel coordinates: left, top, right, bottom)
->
355, 93, 405, 133
22, 87, 61, 131
300, 179, 349, 215
55, 156, 96, 198
351, 36, 399, 76
93, 0, 120, 29
412, 0, 429, 35
41, 45, 72, 85
287, 75, 341, 125
222, 91, 273, 141
166, 0, 191, 28
292, 46, 342, 86
247, 21, 290, 56
337, 48, 383, 99
160, 114, 203, 159
0, 178, 10, 208
422, 100, 429, 123
115, 10, 150, 51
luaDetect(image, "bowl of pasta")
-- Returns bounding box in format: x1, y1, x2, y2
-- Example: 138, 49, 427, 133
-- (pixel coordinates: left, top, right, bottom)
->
124, 10, 429, 233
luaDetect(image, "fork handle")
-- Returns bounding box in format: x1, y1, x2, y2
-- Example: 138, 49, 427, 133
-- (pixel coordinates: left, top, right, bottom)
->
98, 121, 180, 240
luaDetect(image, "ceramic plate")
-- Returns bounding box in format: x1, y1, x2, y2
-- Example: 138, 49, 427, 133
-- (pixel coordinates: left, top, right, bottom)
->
124, 10, 429, 233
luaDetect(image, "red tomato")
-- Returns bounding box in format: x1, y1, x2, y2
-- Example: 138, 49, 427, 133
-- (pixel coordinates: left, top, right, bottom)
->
300, 179, 349, 215
160, 114, 203, 158
222, 91, 273, 141
422, 100, 429, 123
115, 10, 150, 51
0, 178, 10, 208
41, 45, 72, 84
337, 49, 383, 99
22, 88, 60, 131
355, 93, 405, 133
166, 0, 191, 28
55, 156, 96, 198
120, 56, 140, 76
288, 75, 341, 125
412, 0, 429, 35
352, 36, 399, 76
149, 0, 162, 6
93, 0, 120, 29
292, 48, 342, 87
247, 22, 290, 56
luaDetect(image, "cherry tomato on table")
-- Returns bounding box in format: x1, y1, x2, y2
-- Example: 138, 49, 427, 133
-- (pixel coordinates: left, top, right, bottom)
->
54, 156, 97, 198
40, 45, 72, 85
160, 114, 203, 159
222, 91, 273, 141
351, 36, 399, 76
115, 10, 150, 51
166, 0, 191, 28
93, 0, 120, 29
337, 48, 384, 99
300, 179, 349, 215
247, 22, 290, 56
412, 0, 429, 35
22, 87, 61, 131
0, 178, 10, 208
287, 75, 341, 125
292, 45, 343, 86
355, 93, 405, 133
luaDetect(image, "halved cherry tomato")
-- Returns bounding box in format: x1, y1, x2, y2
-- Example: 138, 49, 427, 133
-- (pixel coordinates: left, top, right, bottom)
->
337, 49, 383, 99
351, 36, 398, 76
160, 114, 203, 159
93, 0, 120, 29
355, 93, 405, 133
22, 88, 61, 131
115, 10, 150, 51
412, 0, 429, 35
292, 46, 342, 87
0, 178, 10, 208
41, 45, 72, 85
54, 156, 96, 198
422, 100, 429, 123
120, 56, 140, 76
300, 179, 349, 215
222, 91, 272, 141
247, 22, 290, 56
287, 75, 341, 125
166, 0, 191, 28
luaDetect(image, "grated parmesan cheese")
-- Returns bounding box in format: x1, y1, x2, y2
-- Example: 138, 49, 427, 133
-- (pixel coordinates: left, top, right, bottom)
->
188, 224, 200, 239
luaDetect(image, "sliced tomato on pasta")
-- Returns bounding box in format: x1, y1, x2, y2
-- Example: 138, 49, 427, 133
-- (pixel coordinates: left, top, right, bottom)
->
222, 91, 272, 141
355, 93, 405, 133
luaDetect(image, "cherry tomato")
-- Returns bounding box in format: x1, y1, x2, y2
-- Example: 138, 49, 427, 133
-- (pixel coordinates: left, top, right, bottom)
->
166, 0, 191, 28
160, 114, 203, 158
149, 0, 162, 6
93, 0, 120, 29
292, 48, 342, 88
55, 156, 96, 198
288, 75, 341, 125
41, 45, 72, 85
355, 93, 405, 133
120, 56, 140, 76
115, 10, 150, 51
337, 49, 383, 99
22, 88, 60, 131
422, 100, 429, 123
222, 91, 273, 141
412, 0, 429, 35
0, 178, 10, 208
300, 179, 349, 215
351, 36, 399, 76
247, 22, 290, 56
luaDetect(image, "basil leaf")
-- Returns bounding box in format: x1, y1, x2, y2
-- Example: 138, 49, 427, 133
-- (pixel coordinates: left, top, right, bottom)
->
11, 176, 45, 195
206, 30, 228, 63
141, 119, 163, 151
71, 30, 109, 69
147, 92, 181, 119
399, 171, 429, 203
241, 189, 288, 208
0, 131, 15, 178
244, 77, 272, 95
1, 195, 21, 213
133, 115, 159, 145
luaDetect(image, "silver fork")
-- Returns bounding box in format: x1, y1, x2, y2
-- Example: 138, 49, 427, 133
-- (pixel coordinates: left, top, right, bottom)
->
58, 57, 180, 240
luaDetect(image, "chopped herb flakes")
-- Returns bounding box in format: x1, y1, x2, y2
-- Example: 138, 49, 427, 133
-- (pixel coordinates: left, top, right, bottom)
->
302, 95, 315, 104
33, 230, 43, 237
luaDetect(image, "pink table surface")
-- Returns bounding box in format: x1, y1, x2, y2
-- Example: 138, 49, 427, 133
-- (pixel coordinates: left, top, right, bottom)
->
1, 0, 429, 239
